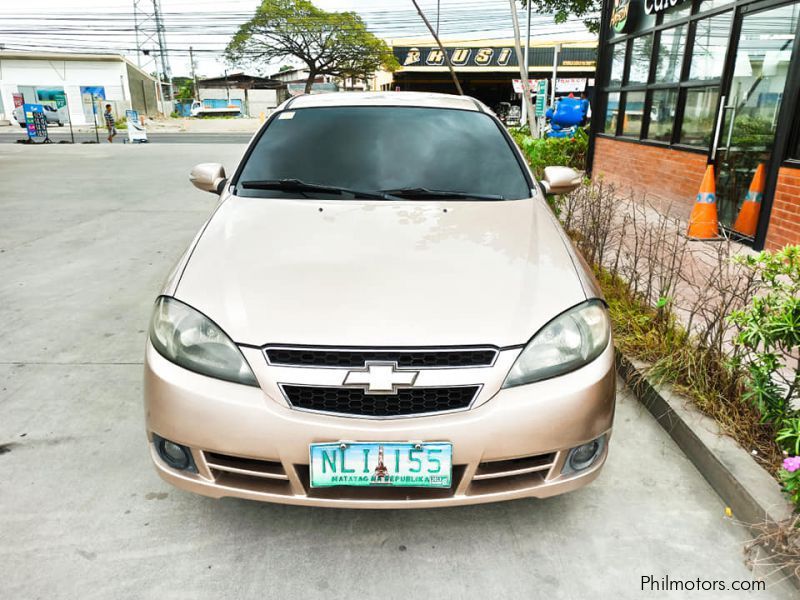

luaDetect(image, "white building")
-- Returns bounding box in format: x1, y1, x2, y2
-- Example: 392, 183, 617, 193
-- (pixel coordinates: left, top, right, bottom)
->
0, 51, 160, 126
270, 66, 369, 93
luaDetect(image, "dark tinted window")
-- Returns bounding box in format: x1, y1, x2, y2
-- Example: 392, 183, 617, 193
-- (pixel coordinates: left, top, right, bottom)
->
236, 106, 530, 200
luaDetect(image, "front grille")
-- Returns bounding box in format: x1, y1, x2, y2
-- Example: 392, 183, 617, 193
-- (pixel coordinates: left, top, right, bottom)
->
265, 346, 497, 368
281, 384, 480, 417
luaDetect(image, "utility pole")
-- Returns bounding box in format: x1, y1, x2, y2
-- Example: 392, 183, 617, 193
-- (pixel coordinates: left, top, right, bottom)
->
411, 0, 463, 95
153, 0, 172, 102
509, 0, 536, 134
521, 0, 531, 126
551, 43, 561, 109
189, 46, 199, 99
133, 1, 173, 108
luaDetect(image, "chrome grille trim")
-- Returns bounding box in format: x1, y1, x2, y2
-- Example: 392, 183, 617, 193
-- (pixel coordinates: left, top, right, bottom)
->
263, 345, 499, 369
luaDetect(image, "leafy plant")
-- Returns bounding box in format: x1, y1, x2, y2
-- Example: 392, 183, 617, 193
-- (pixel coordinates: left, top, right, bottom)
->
509, 128, 588, 179
777, 419, 800, 456
226, 0, 399, 94
729, 246, 800, 424
780, 457, 800, 506
518, 0, 600, 32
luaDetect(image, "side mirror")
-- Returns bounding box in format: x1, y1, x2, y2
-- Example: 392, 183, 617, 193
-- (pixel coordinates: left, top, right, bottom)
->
190, 163, 227, 194
540, 166, 582, 196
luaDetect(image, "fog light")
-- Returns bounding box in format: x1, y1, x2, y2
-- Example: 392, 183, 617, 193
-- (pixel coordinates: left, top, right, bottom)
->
153, 434, 195, 471
563, 436, 605, 474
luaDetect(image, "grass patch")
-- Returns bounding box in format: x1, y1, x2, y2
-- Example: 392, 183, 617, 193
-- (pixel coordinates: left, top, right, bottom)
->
597, 267, 782, 472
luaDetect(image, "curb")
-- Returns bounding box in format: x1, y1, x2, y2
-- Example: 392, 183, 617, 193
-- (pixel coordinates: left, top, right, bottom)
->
616, 353, 798, 586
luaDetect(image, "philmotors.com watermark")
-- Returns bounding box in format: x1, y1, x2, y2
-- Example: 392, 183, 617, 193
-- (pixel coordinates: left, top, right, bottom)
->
641, 575, 766, 593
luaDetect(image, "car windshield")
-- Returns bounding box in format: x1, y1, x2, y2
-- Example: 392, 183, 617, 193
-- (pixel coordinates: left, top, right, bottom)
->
235, 106, 531, 200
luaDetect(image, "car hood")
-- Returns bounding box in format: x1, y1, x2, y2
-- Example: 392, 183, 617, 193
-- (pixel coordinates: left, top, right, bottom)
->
174, 195, 586, 347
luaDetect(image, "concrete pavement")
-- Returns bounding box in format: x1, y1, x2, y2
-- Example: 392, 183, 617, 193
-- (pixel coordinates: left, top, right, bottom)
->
0, 131, 254, 144
0, 144, 794, 599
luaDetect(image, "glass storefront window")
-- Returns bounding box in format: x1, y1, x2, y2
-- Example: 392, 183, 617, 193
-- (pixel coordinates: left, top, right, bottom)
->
689, 12, 733, 80
628, 35, 653, 84
662, 0, 692, 23
715, 2, 800, 227
680, 86, 719, 146
605, 92, 621, 133
654, 26, 686, 83
647, 88, 678, 142
609, 43, 627, 87
622, 91, 646, 137
699, 0, 734, 12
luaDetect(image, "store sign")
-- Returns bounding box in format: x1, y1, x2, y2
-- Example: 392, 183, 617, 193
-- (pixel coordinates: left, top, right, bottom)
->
395, 46, 596, 69
644, 0, 690, 14
611, 0, 634, 33
23, 103, 48, 143
535, 80, 548, 117
399, 46, 513, 67
555, 78, 588, 93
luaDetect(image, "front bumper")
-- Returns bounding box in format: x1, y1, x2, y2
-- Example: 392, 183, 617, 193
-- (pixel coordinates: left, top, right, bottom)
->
144, 341, 615, 508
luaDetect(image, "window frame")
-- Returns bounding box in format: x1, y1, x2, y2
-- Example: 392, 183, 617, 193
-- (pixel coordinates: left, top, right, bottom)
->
599, 0, 737, 151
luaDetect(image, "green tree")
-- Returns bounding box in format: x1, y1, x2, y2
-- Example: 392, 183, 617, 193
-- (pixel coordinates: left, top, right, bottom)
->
226, 0, 398, 94
520, 0, 600, 32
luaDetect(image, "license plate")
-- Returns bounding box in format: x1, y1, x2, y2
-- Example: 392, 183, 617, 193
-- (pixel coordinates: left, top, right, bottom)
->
309, 442, 453, 488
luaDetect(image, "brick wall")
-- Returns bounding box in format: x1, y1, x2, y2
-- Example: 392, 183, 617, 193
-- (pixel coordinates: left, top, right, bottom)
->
765, 165, 800, 250
592, 137, 708, 214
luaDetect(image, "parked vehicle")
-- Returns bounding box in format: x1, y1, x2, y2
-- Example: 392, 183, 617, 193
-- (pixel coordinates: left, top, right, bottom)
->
145, 91, 613, 508
189, 100, 241, 117
12, 104, 66, 127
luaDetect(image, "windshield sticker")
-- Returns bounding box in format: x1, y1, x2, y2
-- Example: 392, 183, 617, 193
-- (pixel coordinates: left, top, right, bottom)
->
278, 111, 295, 120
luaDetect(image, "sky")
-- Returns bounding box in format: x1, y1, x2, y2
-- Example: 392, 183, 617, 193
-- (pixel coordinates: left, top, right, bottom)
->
0, 0, 594, 78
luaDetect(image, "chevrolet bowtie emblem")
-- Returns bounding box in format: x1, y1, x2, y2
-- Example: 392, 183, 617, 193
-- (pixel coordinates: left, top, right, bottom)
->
343, 363, 419, 394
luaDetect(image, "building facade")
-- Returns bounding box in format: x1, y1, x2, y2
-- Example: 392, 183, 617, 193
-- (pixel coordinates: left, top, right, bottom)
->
196, 73, 287, 117
0, 51, 160, 126
387, 37, 598, 112
588, 0, 800, 250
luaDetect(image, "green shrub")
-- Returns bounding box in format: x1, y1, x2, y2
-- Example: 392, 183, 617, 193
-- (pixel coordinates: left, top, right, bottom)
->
729, 246, 800, 424
729, 245, 800, 508
780, 457, 800, 506
509, 128, 588, 179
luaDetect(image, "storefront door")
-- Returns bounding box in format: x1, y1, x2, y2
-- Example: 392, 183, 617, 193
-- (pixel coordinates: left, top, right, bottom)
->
714, 0, 800, 236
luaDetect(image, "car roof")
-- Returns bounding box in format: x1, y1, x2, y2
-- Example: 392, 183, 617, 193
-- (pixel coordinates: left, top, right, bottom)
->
284, 91, 489, 113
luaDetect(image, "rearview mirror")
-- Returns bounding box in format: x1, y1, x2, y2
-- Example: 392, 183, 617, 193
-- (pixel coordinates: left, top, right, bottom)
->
190, 163, 227, 194
540, 166, 582, 196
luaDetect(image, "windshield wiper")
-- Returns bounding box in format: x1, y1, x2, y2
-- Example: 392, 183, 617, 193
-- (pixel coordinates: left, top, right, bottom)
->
240, 179, 390, 200
380, 187, 505, 201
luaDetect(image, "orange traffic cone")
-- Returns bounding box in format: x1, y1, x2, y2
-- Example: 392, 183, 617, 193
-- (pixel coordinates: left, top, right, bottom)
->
732, 163, 765, 237
687, 165, 719, 240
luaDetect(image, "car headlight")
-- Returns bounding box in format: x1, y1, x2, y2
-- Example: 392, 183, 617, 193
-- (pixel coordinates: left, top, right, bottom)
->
149, 296, 258, 387
503, 299, 610, 388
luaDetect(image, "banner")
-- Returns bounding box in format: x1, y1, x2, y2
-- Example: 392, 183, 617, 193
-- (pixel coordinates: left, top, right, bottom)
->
512, 79, 538, 94
555, 78, 588, 93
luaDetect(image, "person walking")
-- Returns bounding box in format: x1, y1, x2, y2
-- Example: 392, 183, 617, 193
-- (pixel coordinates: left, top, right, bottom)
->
104, 104, 117, 143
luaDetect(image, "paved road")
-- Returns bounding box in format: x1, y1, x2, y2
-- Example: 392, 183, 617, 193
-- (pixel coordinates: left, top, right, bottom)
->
0, 144, 794, 600
0, 131, 254, 144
